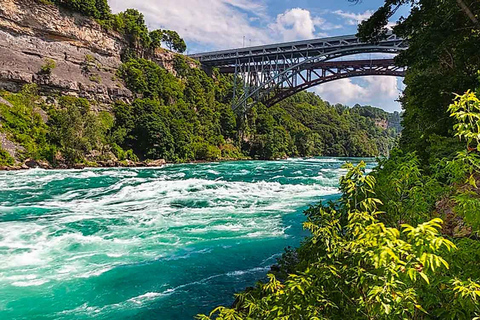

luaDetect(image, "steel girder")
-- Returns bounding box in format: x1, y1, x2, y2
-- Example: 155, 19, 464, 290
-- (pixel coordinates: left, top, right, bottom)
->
189, 33, 407, 110
189, 33, 406, 66
262, 59, 405, 108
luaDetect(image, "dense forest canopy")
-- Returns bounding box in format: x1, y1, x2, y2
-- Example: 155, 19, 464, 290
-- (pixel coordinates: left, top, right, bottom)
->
355, 0, 480, 165
0, 69, 401, 166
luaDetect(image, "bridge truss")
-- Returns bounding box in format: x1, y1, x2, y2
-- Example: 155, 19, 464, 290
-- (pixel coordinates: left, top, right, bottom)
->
190, 33, 407, 111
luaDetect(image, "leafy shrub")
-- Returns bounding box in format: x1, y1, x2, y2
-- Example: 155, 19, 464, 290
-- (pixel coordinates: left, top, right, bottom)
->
111, 143, 138, 162
50, 0, 111, 20
48, 97, 108, 164
0, 86, 52, 161
0, 148, 14, 166
118, 58, 184, 103
39, 58, 56, 75
199, 162, 480, 319
193, 142, 221, 161
372, 150, 445, 226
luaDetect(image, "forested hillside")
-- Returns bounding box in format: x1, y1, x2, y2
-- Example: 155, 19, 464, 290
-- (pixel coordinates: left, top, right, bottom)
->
201, 0, 480, 319
0, 1, 400, 169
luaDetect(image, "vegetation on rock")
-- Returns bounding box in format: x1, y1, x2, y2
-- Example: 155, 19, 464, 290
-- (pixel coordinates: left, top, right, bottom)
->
39, 0, 187, 54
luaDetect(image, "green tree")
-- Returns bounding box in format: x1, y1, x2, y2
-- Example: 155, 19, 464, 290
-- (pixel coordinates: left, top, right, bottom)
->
355, 0, 480, 163
199, 161, 480, 320
48, 97, 106, 163
114, 9, 151, 48
162, 30, 187, 53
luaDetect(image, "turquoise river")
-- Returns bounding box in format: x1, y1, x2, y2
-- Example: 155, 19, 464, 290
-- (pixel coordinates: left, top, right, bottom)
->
0, 157, 375, 319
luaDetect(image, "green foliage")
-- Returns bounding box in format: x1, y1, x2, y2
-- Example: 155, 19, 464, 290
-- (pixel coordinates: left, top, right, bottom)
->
113, 9, 151, 48
193, 142, 221, 161
449, 87, 480, 151
241, 93, 400, 159
114, 57, 235, 162
39, 58, 56, 75
115, 55, 401, 161
111, 143, 138, 162
49, 0, 111, 19
438, 88, 480, 232
148, 29, 187, 53
0, 86, 52, 161
48, 97, 108, 164
199, 162, 480, 319
0, 147, 14, 166
372, 150, 445, 226
149, 29, 164, 49
161, 30, 187, 53
118, 58, 184, 103
357, 0, 480, 164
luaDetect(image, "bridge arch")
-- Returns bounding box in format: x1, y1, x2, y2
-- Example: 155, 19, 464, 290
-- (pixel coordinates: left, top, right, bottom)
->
189, 33, 407, 110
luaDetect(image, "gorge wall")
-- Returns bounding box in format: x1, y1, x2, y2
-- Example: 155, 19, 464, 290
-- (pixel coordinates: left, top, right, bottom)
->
0, 0, 187, 105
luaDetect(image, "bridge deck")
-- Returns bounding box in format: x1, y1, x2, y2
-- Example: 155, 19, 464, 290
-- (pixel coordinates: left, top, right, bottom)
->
189, 33, 406, 66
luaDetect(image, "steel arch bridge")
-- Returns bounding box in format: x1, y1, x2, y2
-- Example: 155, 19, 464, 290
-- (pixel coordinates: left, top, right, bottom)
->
189, 33, 407, 111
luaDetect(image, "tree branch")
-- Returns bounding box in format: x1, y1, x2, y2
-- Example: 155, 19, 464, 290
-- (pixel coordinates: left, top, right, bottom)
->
455, 0, 479, 29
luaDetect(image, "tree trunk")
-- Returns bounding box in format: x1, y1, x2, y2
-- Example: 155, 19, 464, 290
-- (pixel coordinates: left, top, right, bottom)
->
456, 0, 480, 29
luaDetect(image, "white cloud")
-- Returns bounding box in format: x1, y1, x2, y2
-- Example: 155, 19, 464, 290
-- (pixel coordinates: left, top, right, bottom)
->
108, 0, 270, 50
225, 0, 268, 17
333, 10, 373, 25
313, 76, 402, 111
269, 8, 326, 41
108, 2, 339, 50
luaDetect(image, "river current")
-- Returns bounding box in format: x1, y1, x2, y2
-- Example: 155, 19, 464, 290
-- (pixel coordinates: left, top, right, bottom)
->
0, 158, 375, 319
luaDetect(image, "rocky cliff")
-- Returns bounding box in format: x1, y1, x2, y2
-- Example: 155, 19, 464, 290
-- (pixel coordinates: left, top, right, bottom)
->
0, 0, 133, 104
0, 0, 191, 105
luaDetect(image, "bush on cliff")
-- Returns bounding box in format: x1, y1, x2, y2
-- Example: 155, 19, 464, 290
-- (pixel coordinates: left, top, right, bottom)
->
0, 85, 52, 162
49, 0, 111, 20
48, 97, 112, 164
0, 148, 14, 166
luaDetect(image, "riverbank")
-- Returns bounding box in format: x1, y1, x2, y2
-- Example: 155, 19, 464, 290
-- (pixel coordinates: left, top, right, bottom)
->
0, 156, 259, 171
0, 153, 308, 171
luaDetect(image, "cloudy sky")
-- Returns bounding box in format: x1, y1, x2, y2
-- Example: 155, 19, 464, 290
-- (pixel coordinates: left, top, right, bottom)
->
108, 0, 409, 111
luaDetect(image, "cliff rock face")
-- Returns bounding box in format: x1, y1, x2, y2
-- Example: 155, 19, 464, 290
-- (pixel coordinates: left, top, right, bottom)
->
375, 118, 389, 130
0, 0, 132, 104
0, 0, 197, 105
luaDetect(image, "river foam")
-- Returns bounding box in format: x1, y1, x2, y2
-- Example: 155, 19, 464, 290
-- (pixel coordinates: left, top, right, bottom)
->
0, 157, 376, 319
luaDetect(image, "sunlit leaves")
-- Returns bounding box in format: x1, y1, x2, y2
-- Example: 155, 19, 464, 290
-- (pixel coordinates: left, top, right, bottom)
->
198, 162, 476, 320
449, 89, 480, 150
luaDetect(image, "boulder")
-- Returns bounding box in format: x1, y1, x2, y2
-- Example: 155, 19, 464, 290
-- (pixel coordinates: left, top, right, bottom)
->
24, 159, 52, 169
56, 163, 69, 169
146, 159, 166, 167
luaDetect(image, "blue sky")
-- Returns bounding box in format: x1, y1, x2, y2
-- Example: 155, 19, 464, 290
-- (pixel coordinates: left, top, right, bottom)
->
109, 0, 410, 112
